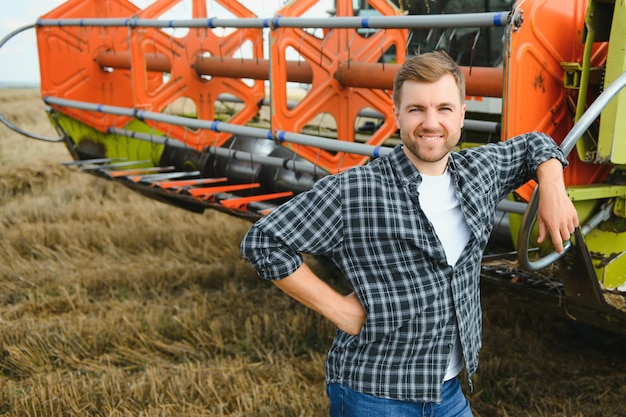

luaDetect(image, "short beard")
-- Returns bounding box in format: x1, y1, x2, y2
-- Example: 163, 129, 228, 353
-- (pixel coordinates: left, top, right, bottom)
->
401, 131, 456, 164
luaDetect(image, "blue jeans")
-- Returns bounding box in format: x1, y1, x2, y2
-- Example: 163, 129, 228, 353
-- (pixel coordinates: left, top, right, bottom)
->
327, 377, 473, 417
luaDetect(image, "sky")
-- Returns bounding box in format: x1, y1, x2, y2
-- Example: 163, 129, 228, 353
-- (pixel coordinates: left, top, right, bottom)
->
0, 0, 331, 85
0, 0, 66, 84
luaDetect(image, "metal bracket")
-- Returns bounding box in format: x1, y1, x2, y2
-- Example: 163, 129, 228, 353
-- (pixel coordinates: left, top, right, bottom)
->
560, 228, 626, 331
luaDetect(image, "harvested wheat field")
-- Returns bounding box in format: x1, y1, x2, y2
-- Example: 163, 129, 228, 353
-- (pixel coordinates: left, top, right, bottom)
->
1, 89, 625, 416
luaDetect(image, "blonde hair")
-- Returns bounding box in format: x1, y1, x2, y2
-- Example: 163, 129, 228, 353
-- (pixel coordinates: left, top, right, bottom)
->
392, 51, 466, 107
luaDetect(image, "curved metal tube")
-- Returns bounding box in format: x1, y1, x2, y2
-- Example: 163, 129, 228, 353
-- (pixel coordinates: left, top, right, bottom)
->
0, 24, 64, 143
518, 70, 626, 271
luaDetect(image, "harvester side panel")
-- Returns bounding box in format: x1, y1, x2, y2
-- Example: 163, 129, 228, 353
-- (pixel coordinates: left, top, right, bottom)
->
503, 0, 611, 191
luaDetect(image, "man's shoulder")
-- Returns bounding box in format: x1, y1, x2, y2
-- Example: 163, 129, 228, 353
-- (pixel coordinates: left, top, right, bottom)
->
454, 144, 497, 164
310, 153, 396, 195
312, 160, 378, 187
339, 152, 393, 177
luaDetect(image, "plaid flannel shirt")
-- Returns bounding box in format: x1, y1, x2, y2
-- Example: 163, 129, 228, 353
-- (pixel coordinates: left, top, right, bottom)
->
240, 132, 566, 403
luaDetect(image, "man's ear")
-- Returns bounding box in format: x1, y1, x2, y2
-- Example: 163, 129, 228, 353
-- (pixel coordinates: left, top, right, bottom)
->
393, 105, 401, 129
460, 103, 467, 128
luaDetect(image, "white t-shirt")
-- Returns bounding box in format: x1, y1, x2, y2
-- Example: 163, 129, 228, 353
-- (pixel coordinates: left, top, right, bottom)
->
418, 170, 472, 381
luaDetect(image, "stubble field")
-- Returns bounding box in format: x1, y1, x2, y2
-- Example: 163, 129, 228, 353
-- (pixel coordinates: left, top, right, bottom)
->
1, 89, 625, 416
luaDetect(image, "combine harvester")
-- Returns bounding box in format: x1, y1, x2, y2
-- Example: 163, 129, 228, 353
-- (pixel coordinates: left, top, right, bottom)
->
2, 0, 626, 334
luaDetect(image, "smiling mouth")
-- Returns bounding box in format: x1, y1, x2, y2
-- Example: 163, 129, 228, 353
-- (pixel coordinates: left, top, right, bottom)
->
418, 135, 443, 142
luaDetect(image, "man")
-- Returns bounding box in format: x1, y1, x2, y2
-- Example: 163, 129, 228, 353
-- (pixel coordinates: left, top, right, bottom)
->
240, 51, 579, 416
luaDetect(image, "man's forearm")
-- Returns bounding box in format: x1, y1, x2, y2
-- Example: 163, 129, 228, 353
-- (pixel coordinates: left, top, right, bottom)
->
536, 158, 565, 185
535, 158, 579, 252
273, 264, 366, 336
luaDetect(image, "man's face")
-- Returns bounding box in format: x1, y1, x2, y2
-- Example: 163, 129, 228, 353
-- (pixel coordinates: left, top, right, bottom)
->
393, 74, 466, 176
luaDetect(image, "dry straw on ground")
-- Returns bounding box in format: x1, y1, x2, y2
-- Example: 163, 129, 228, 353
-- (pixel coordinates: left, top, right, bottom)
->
1, 89, 625, 416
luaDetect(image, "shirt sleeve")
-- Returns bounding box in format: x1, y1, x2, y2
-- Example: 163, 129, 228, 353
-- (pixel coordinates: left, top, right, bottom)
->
475, 131, 568, 196
517, 131, 568, 175
240, 174, 344, 280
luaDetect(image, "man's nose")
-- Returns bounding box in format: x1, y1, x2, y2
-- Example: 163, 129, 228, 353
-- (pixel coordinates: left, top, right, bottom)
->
422, 109, 439, 130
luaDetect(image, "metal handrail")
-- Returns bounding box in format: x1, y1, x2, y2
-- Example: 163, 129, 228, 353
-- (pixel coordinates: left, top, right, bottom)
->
35, 12, 510, 30
43, 96, 392, 160
517, 70, 626, 271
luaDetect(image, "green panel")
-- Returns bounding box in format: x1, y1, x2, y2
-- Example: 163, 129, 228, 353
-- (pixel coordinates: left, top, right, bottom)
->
50, 112, 166, 168
597, 0, 626, 163
602, 252, 626, 289
566, 184, 626, 202
585, 225, 626, 289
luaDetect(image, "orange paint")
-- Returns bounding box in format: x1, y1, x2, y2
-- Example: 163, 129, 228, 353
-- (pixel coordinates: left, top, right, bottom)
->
503, 0, 611, 192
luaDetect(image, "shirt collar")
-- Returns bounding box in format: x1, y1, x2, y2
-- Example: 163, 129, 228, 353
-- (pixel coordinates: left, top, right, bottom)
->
389, 145, 420, 184
389, 145, 459, 185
